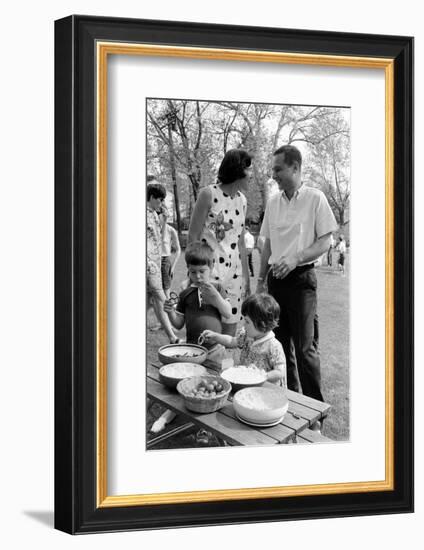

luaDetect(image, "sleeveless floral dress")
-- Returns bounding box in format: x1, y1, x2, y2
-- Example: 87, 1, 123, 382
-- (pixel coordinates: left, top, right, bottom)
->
200, 184, 246, 324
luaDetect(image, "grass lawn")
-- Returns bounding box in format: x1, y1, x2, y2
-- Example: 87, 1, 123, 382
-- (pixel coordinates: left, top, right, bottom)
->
147, 249, 349, 446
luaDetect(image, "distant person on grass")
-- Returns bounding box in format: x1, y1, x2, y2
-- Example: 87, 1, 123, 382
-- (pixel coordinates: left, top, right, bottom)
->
336, 235, 347, 275
256, 145, 337, 420
146, 179, 178, 344
150, 241, 231, 434
244, 226, 255, 277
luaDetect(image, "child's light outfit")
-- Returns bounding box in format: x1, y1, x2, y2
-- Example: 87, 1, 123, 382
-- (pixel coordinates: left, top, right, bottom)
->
236, 329, 287, 387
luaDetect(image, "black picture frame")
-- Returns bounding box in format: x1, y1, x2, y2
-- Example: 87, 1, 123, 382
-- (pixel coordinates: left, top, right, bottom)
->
54, 15, 414, 534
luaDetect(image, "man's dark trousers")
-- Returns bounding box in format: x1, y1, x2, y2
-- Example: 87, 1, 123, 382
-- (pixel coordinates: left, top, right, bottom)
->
267, 265, 324, 402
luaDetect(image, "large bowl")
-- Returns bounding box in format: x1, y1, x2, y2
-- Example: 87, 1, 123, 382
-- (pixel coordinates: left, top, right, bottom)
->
159, 363, 208, 389
221, 365, 267, 392
158, 343, 208, 365
233, 386, 289, 424
176, 375, 231, 413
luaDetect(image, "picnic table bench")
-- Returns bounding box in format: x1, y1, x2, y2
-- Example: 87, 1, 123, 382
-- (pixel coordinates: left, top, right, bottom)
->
147, 363, 332, 448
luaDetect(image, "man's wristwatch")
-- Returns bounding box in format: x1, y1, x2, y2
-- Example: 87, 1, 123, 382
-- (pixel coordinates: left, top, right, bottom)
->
257, 277, 264, 282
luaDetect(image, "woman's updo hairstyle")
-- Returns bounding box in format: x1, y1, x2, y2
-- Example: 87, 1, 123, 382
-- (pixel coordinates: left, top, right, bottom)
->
217, 149, 252, 185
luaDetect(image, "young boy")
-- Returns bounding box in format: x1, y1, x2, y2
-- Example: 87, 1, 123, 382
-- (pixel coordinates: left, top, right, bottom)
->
164, 240, 231, 357
150, 241, 231, 434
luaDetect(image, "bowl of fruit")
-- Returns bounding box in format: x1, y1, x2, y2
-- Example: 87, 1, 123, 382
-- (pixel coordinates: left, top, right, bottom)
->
159, 363, 208, 389
176, 375, 231, 413
158, 343, 207, 365
221, 365, 267, 392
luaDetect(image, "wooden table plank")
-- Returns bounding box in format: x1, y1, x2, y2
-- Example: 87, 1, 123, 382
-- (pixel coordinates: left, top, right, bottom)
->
280, 411, 310, 432
147, 378, 278, 446
288, 401, 322, 425
287, 389, 332, 416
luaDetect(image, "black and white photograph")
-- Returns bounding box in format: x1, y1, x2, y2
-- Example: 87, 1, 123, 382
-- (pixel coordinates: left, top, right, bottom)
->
146, 98, 350, 450
0, 0, 417, 543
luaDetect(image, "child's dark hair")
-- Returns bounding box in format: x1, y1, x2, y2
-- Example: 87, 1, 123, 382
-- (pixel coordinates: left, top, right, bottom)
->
217, 149, 252, 185
241, 293, 280, 332
147, 182, 166, 201
185, 240, 214, 268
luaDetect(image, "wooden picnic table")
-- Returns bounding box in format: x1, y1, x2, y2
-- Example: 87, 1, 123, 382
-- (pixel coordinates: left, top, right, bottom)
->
147, 363, 332, 446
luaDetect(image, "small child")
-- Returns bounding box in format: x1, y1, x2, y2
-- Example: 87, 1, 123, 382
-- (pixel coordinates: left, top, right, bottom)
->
200, 293, 287, 387
150, 241, 231, 434
164, 240, 231, 357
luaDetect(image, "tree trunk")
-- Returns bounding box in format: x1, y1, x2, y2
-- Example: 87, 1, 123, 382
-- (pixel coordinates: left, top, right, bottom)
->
167, 121, 182, 237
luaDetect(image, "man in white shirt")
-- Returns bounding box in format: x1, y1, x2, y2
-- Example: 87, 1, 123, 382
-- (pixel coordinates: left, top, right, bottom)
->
257, 145, 337, 402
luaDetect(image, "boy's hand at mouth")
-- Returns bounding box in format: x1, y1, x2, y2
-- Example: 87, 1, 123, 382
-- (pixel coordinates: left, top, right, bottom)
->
198, 282, 219, 305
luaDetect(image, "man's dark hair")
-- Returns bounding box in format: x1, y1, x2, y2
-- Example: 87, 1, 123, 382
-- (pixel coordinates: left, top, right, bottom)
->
185, 240, 214, 268
147, 183, 166, 201
241, 293, 280, 332
217, 149, 252, 185
273, 144, 302, 168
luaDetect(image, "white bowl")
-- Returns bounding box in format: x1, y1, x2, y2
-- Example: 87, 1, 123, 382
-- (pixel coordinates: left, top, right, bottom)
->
221, 365, 267, 392
159, 363, 208, 389
233, 386, 289, 424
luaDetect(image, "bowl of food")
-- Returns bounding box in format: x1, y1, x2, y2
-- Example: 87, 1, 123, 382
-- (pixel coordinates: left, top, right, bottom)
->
176, 375, 231, 413
233, 386, 289, 425
221, 365, 267, 392
159, 363, 208, 389
158, 343, 208, 365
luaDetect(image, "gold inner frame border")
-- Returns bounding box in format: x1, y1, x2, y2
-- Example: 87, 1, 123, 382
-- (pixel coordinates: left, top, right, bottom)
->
96, 42, 394, 508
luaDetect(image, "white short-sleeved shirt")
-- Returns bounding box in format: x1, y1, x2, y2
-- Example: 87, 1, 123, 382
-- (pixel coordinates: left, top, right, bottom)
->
260, 184, 338, 265
337, 240, 346, 254
244, 231, 255, 249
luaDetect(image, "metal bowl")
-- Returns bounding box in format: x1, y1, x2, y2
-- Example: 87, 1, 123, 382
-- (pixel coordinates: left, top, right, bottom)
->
158, 343, 208, 365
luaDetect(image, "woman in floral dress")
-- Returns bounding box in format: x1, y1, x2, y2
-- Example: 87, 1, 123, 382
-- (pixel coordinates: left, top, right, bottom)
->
188, 149, 252, 336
